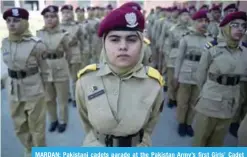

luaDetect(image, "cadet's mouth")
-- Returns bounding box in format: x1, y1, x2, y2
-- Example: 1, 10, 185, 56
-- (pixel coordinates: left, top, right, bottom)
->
117, 54, 130, 58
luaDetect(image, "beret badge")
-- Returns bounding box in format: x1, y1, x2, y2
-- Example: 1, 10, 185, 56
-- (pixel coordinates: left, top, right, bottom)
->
12, 8, 19, 16
125, 12, 138, 28
49, 6, 54, 12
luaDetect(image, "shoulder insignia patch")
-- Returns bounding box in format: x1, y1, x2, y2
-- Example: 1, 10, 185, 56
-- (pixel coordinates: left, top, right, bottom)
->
242, 42, 247, 48
147, 67, 165, 86
205, 39, 218, 49
143, 37, 151, 45
77, 64, 98, 79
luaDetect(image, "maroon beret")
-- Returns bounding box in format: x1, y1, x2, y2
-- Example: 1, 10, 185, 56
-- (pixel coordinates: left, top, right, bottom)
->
223, 3, 238, 12
98, 7, 145, 37
179, 8, 189, 15
41, 5, 59, 15
171, 6, 178, 12
106, 4, 113, 10
167, 7, 172, 12
189, 5, 196, 10
192, 10, 209, 20
61, 4, 73, 11
87, 6, 95, 11
219, 11, 247, 27
210, 5, 221, 12
200, 4, 209, 10
120, 2, 142, 11
75, 7, 84, 12
3, 7, 29, 20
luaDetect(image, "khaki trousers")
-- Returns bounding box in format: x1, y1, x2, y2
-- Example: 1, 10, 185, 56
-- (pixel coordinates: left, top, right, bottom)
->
238, 113, 247, 146
167, 68, 177, 101
232, 82, 247, 122
177, 83, 199, 125
10, 96, 46, 157
69, 63, 81, 101
45, 81, 69, 124
192, 112, 231, 146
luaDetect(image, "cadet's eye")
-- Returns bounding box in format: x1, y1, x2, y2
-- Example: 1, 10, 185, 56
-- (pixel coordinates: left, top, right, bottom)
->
230, 23, 239, 28
127, 38, 138, 42
110, 38, 120, 42
13, 18, 21, 23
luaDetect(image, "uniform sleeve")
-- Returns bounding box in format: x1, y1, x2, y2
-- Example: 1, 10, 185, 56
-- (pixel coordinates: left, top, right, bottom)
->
138, 87, 164, 147
174, 38, 187, 79
196, 49, 212, 89
32, 41, 49, 71
80, 24, 90, 53
62, 34, 72, 63
165, 31, 174, 56
76, 79, 92, 134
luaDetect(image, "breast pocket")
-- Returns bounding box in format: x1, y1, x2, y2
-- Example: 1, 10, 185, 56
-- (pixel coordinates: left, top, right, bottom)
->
86, 88, 117, 132
201, 92, 223, 111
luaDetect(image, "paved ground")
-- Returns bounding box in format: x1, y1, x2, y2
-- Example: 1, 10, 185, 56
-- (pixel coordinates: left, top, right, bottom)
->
1, 85, 238, 157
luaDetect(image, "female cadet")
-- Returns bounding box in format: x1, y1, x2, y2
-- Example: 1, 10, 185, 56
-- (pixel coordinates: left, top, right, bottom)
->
60, 4, 84, 107
174, 10, 210, 137
75, 6, 165, 147
193, 11, 247, 146
165, 9, 190, 108
99, 2, 152, 66
36, 5, 71, 133
2, 8, 47, 156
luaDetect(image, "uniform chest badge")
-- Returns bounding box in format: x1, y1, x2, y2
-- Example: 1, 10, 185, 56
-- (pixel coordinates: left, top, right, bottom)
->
88, 86, 105, 100
125, 12, 138, 28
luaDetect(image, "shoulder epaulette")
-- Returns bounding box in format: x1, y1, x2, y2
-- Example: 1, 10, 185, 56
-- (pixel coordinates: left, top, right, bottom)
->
146, 67, 165, 86
77, 64, 98, 79
242, 42, 247, 48
205, 39, 218, 49
143, 37, 151, 45
23, 36, 41, 42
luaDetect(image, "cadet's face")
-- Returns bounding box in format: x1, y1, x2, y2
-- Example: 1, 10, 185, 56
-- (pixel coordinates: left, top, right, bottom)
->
212, 10, 221, 20
196, 18, 209, 33
43, 12, 58, 28
180, 12, 190, 23
230, 19, 247, 41
6, 17, 23, 34
62, 9, 73, 21
189, 9, 196, 16
105, 31, 142, 69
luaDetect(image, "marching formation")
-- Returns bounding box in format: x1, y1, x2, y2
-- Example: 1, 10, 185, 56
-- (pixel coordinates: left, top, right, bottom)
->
1, 1, 247, 156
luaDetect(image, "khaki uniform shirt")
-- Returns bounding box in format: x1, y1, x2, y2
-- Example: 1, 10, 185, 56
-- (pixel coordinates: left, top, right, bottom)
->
36, 28, 71, 82
174, 32, 212, 84
165, 24, 190, 68
60, 21, 84, 64
85, 18, 101, 54
1, 37, 47, 102
78, 20, 90, 54
195, 41, 246, 119
76, 64, 164, 146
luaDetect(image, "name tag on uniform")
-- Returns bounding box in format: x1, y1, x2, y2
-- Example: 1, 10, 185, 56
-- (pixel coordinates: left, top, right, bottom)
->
88, 89, 105, 100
